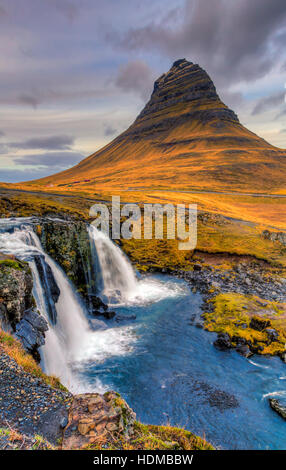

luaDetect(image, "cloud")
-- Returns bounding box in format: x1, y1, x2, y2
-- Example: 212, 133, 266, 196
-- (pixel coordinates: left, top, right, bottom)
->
11, 135, 75, 150
17, 94, 40, 109
252, 92, 285, 115
0, 167, 61, 183
280, 128, 286, 133
108, 0, 286, 86
13, 151, 83, 168
49, 0, 79, 22
0, 130, 5, 137
275, 108, 286, 120
115, 60, 155, 101
104, 125, 117, 137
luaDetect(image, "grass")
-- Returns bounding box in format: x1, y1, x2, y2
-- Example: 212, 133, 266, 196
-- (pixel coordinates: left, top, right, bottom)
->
86, 421, 214, 451
0, 329, 67, 391
203, 293, 286, 356
0, 427, 54, 450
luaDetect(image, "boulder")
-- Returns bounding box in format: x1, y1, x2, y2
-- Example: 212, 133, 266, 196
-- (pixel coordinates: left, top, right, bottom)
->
214, 333, 232, 350
235, 344, 252, 358
249, 317, 271, 331
265, 328, 279, 343
62, 392, 136, 450
269, 399, 286, 420
15, 309, 48, 361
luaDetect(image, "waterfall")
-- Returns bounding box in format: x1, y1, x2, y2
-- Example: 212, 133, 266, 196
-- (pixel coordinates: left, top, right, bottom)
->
88, 225, 137, 304
0, 223, 91, 389
88, 225, 187, 306
0, 218, 136, 392
0, 218, 186, 393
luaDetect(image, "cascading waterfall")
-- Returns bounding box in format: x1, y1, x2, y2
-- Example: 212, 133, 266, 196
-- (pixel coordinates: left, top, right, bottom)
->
88, 224, 186, 306
0, 218, 185, 393
0, 222, 92, 390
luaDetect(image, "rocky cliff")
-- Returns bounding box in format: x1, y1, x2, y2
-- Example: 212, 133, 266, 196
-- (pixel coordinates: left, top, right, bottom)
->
0, 254, 48, 360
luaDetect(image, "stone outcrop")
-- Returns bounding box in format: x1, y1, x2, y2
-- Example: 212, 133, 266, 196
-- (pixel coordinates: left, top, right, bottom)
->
0, 256, 34, 331
62, 392, 136, 450
0, 254, 48, 360
15, 309, 48, 361
38, 218, 96, 298
269, 398, 286, 420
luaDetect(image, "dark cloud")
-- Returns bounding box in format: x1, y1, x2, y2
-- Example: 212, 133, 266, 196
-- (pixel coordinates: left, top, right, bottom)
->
108, 0, 286, 86
104, 125, 117, 137
14, 151, 83, 168
115, 60, 155, 101
252, 92, 285, 115
11, 135, 75, 151
49, 0, 79, 22
17, 94, 40, 109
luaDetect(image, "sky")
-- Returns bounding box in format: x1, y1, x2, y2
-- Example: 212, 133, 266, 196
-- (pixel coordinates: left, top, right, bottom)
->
0, 0, 286, 183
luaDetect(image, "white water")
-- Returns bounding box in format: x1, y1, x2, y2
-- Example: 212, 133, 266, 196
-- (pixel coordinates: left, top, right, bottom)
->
88, 225, 186, 306
0, 218, 186, 392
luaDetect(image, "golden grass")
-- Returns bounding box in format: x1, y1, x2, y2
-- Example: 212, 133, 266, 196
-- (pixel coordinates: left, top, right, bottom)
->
86, 421, 214, 451
0, 329, 66, 391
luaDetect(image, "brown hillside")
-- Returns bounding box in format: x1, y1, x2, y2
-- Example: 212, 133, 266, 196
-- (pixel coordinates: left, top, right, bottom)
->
17, 59, 286, 194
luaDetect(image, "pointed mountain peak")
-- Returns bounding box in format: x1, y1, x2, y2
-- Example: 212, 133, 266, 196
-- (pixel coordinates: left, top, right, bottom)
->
133, 58, 239, 135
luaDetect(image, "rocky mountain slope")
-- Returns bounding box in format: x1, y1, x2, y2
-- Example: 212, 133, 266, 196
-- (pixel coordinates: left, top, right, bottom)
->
22, 58, 286, 194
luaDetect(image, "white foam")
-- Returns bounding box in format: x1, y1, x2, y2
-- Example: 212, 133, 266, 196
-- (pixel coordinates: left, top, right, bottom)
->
88, 225, 187, 306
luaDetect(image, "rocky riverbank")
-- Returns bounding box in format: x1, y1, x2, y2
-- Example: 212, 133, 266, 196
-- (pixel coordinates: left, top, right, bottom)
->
173, 255, 286, 361
0, 332, 213, 450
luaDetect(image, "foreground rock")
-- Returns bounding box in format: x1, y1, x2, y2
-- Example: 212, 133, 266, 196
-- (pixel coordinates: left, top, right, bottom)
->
62, 392, 136, 450
15, 309, 49, 362
0, 255, 48, 359
269, 399, 286, 420
0, 256, 34, 331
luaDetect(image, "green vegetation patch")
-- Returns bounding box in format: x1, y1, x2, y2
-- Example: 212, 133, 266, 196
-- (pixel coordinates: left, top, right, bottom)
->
204, 293, 286, 356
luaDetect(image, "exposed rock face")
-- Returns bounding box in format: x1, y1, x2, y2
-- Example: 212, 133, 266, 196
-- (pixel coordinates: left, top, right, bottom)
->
0, 257, 34, 331
0, 255, 48, 360
62, 392, 136, 450
132, 59, 239, 138
15, 309, 48, 361
38, 219, 96, 298
27, 58, 286, 194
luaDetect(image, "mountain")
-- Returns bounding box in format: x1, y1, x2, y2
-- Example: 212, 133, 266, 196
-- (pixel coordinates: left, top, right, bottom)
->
23, 59, 286, 194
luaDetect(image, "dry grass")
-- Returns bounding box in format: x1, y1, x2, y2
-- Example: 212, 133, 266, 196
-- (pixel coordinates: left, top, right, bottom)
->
86, 421, 214, 450
0, 329, 66, 391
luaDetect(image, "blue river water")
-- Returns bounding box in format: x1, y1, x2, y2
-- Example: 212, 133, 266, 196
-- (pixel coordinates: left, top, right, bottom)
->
78, 275, 286, 450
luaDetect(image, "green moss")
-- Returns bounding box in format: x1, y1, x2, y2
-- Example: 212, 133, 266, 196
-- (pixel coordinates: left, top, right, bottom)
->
204, 293, 286, 356
0, 259, 25, 271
